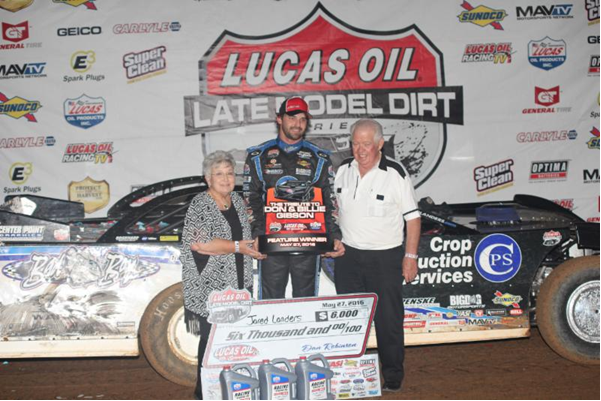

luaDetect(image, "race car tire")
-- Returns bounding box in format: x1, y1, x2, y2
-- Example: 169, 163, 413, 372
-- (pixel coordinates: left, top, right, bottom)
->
139, 282, 197, 387
537, 256, 600, 365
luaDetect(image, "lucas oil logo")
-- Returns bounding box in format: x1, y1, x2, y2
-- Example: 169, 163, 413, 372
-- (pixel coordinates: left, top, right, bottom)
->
457, 2, 506, 30
462, 42, 513, 64
185, 3, 464, 189
528, 37, 567, 71
123, 46, 167, 83
0, 92, 40, 122
64, 94, 106, 129
475, 234, 522, 283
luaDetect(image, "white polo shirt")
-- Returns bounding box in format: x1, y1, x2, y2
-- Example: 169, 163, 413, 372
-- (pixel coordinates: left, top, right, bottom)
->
334, 154, 420, 250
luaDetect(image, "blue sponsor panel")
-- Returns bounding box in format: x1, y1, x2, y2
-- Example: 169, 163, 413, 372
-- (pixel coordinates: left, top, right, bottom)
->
474, 234, 522, 283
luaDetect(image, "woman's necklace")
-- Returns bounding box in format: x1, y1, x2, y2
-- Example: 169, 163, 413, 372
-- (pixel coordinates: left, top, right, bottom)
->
209, 190, 230, 210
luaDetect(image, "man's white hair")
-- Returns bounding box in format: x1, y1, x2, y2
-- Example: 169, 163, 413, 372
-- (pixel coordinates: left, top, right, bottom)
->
350, 119, 384, 142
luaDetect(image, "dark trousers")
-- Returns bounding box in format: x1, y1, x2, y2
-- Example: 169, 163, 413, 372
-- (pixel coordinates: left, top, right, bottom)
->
259, 254, 320, 299
335, 244, 406, 386
195, 316, 213, 400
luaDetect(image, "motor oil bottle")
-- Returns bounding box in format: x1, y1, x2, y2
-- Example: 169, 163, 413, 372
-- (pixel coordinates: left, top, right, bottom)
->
294, 354, 335, 400
258, 358, 297, 400
219, 363, 260, 400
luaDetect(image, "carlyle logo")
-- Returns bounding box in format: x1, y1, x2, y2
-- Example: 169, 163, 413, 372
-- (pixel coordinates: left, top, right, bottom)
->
0, 62, 46, 79
458, 1, 506, 30
516, 129, 576, 142
528, 37, 566, 70
53, 0, 97, 10
589, 55, 600, 75
68, 176, 110, 214
184, 3, 464, 189
63, 142, 114, 164
587, 127, 600, 149
516, 4, 574, 20
529, 160, 569, 181
462, 42, 513, 64
0, 92, 40, 122
474, 159, 514, 196
113, 22, 181, 34
586, 0, 600, 24
0, 0, 33, 12
123, 46, 166, 83
63, 94, 106, 129
1, 136, 55, 149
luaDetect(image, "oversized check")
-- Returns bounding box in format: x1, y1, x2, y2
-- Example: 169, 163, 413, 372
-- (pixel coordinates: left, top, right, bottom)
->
203, 293, 377, 367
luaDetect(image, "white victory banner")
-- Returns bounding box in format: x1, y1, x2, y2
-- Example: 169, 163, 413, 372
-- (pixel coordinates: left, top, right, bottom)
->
203, 293, 377, 368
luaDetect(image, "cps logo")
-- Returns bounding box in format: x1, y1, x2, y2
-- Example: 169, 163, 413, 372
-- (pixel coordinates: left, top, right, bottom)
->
474, 234, 522, 283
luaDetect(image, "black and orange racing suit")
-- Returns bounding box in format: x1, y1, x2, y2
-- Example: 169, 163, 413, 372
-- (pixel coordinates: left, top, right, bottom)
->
243, 137, 341, 299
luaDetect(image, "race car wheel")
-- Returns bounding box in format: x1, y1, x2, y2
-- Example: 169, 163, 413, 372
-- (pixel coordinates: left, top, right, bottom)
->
537, 256, 600, 365
139, 282, 198, 387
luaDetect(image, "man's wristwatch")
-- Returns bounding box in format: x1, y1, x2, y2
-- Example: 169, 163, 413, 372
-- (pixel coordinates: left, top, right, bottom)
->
234, 241, 240, 253
404, 252, 418, 259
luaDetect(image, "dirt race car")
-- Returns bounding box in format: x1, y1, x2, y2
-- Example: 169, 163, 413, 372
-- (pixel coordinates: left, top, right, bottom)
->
0, 176, 598, 388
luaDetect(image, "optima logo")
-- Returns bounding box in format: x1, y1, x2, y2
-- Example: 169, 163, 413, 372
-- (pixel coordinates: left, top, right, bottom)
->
529, 160, 569, 181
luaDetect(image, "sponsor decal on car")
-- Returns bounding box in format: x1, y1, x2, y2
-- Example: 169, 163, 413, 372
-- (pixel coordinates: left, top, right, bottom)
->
461, 42, 513, 64
411, 238, 474, 285
449, 294, 484, 309
516, 4, 574, 20
474, 234, 522, 283
474, 159, 514, 196
529, 160, 568, 181
0, 62, 46, 79
123, 46, 167, 83
542, 230, 563, 246
64, 94, 106, 129
553, 199, 574, 210
0, 92, 40, 121
492, 291, 522, 308
528, 37, 566, 70
0, 225, 44, 241
457, 2, 506, 30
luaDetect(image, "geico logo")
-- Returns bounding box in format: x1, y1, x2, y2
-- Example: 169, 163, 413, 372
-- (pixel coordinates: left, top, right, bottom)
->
57, 26, 102, 36
588, 36, 600, 44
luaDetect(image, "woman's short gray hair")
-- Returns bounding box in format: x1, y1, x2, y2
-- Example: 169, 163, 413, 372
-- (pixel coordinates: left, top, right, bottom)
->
202, 150, 236, 177
350, 119, 384, 143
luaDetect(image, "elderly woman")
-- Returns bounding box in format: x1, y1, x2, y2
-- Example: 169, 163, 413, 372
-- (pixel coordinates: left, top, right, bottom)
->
179, 150, 265, 400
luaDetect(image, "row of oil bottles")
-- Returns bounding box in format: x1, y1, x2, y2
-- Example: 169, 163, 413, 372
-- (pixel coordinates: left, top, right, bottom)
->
220, 354, 335, 400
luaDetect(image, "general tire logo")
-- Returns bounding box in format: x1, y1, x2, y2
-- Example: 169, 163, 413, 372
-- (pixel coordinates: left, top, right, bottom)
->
184, 4, 463, 188
475, 234, 522, 283
2, 21, 28, 43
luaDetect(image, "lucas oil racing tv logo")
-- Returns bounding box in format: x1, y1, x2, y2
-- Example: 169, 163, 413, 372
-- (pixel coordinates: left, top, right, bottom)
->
475, 234, 522, 283
184, 3, 464, 188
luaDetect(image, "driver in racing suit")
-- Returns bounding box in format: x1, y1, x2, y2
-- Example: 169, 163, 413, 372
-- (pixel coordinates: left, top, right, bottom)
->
243, 97, 345, 299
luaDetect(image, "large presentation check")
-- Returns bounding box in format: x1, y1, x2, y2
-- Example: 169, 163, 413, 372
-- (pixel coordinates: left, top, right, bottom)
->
203, 293, 377, 368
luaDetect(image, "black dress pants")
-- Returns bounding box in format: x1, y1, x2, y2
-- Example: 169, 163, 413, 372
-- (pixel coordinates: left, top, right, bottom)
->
259, 254, 320, 299
334, 244, 406, 386
194, 315, 213, 400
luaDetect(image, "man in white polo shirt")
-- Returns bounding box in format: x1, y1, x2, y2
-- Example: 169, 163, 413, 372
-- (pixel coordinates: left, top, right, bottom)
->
334, 118, 421, 393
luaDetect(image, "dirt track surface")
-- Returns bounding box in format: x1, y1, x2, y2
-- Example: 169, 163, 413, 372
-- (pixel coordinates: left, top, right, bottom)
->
0, 328, 598, 400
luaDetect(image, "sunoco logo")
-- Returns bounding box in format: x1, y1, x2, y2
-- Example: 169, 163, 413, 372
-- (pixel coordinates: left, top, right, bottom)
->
474, 159, 514, 196
528, 37, 566, 71
0, 92, 40, 122
587, 127, 600, 149
184, 4, 464, 188
529, 160, 569, 181
475, 234, 522, 283
462, 42, 513, 64
457, 1, 506, 30
123, 46, 167, 83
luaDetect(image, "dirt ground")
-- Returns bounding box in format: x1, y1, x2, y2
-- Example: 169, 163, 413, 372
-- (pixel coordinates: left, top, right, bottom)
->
0, 328, 598, 400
